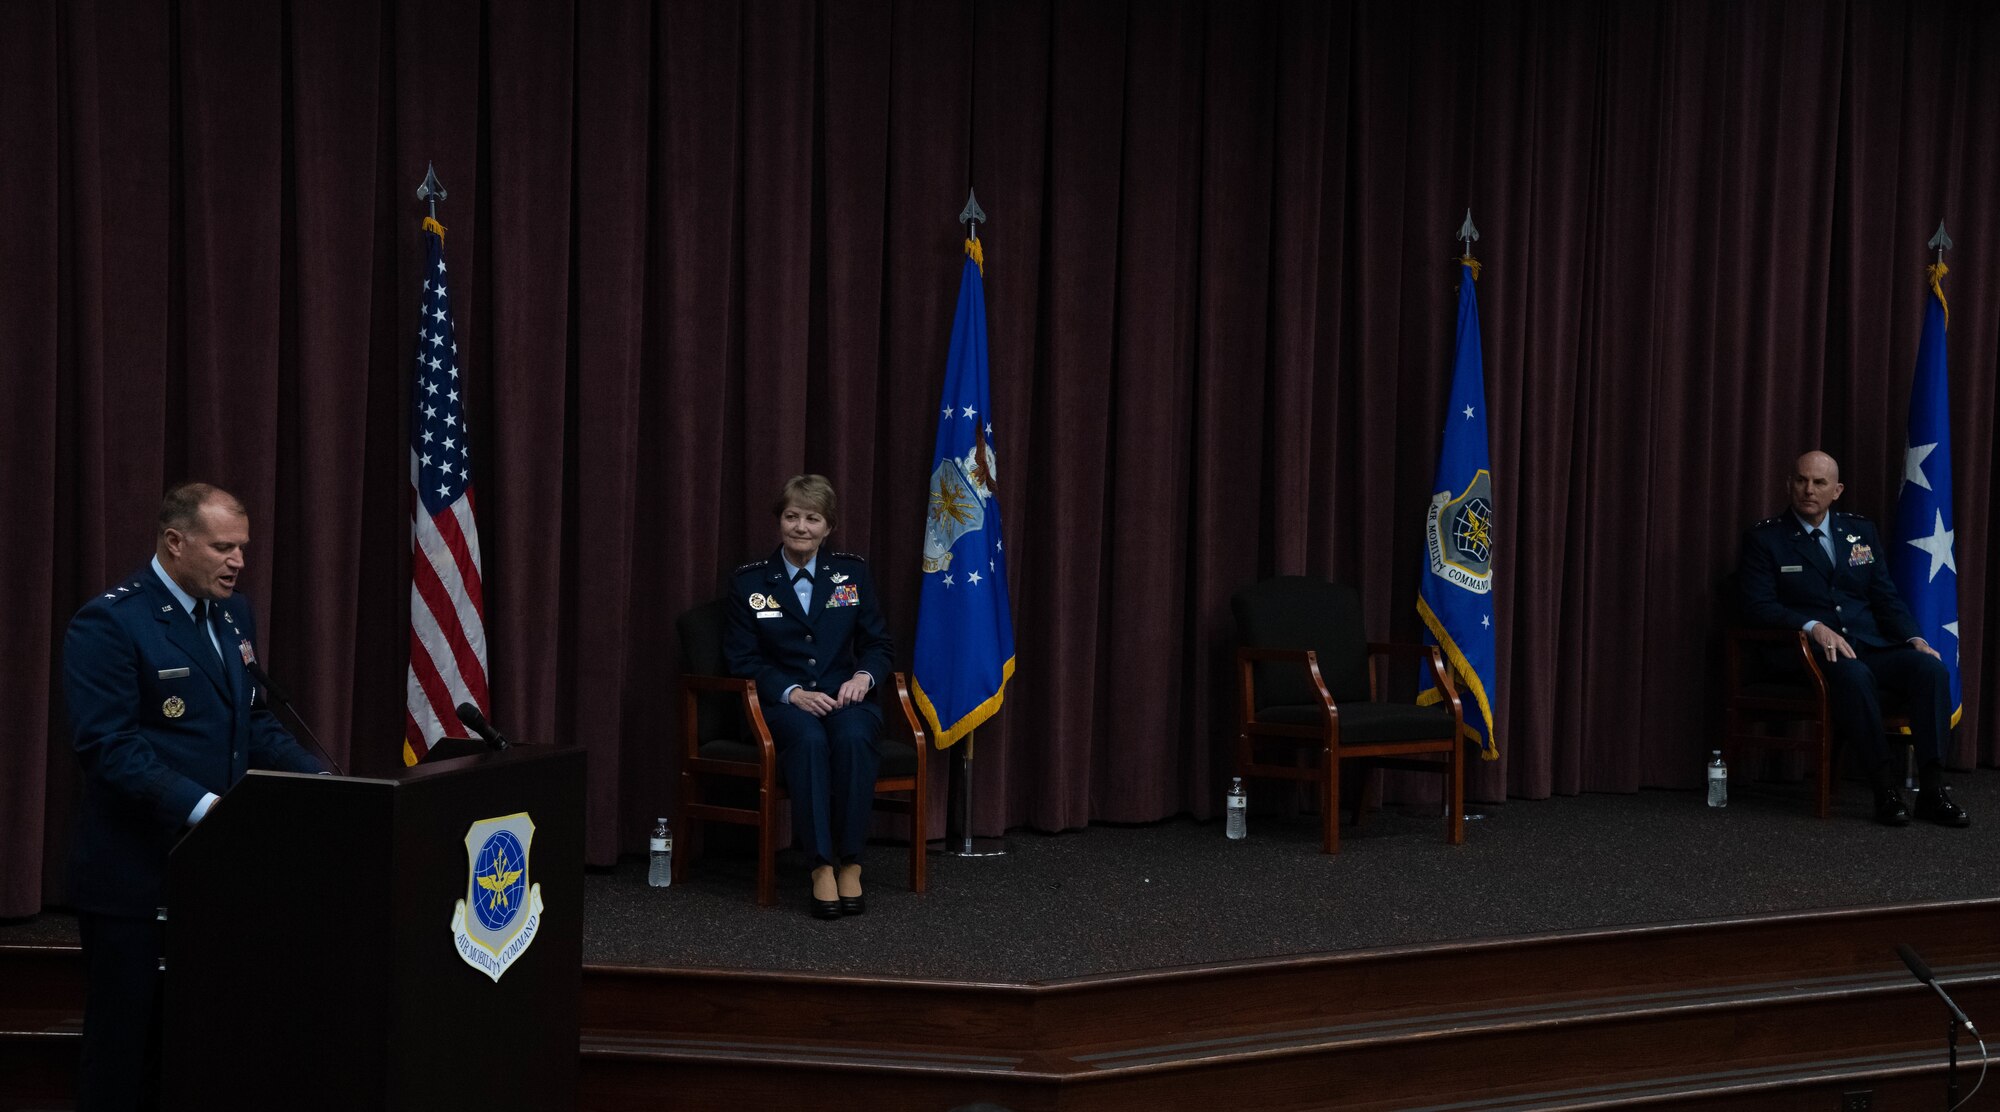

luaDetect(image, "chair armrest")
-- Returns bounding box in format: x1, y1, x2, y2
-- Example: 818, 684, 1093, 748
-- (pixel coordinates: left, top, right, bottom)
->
1723, 627, 1826, 695
1238, 646, 1316, 663
886, 672, 931, 749
683, 674, 759, 695
1363, 642, 1461, 711
1236, 646, 1336, 722
679, 673, 776, 767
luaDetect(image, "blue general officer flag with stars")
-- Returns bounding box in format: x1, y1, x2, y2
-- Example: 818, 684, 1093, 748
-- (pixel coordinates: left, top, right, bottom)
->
1417, 258, 1499, 758
1893, 265, 1961, 726
912, 238, 1016, 750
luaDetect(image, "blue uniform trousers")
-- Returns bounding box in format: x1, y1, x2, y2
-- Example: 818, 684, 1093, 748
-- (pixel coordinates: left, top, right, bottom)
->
1813, 646, 1951, 772
78, 912, 164, 1111
762, 701, 881, 865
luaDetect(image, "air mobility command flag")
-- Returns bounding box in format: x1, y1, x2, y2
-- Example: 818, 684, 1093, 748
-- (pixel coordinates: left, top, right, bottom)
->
1417, 257, 1500, 758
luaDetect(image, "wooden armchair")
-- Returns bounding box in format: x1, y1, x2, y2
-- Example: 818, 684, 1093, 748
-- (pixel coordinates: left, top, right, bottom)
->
1232, 577, 1467, 854
1722, 627, 1908, 818
672, 597, 929, 905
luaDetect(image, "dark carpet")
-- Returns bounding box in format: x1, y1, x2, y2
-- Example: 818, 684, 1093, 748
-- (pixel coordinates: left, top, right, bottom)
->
8, 773, 1998, 982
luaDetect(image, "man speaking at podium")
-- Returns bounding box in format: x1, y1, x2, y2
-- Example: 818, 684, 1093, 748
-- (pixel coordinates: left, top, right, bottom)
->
63, 483, 326, 1110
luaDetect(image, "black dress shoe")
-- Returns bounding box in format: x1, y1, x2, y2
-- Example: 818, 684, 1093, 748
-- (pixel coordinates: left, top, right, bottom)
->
811, 897, 842, 920
839, 894, 866, 916
1914, 785, 1971, 828
1873, 786, 1912, 827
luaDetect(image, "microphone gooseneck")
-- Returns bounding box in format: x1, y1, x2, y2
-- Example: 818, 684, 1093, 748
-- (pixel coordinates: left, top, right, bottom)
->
248, 661, 345, 776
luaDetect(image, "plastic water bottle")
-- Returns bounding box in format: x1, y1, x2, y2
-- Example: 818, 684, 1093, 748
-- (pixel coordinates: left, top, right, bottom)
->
648, 817, 673, 887
1706, 751, 1728, 808
1226, 777, 1248, 839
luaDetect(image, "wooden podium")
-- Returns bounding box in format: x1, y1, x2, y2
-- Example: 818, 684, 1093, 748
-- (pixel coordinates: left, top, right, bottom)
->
162, 745, 585, 1111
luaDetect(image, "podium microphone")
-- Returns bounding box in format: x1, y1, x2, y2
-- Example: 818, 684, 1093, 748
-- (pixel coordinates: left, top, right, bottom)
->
247, 661, 345, 776
456, 702, 512, 751
1898, 944, 1978, 1035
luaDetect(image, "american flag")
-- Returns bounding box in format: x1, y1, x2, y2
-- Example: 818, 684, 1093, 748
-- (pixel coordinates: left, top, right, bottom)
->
403, 216, 490, 765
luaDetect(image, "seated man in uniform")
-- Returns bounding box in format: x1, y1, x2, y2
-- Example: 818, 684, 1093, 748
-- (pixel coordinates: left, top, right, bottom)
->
1737, 450, 1968, 827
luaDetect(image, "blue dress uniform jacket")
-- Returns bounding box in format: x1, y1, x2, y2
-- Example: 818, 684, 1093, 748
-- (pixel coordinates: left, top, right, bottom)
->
1738, 512, 1917, 648
64, 565, 322, 917
723, 549, 894, 708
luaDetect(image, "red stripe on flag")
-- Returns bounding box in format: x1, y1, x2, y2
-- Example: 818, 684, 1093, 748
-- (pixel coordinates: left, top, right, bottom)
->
410, 534, 492, 708
407, 631, 463, 739
432, 499, 486, 614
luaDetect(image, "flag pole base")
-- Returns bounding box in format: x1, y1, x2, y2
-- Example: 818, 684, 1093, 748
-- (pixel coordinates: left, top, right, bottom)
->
938, 731, 1007, 858
931, 835, 1008, 858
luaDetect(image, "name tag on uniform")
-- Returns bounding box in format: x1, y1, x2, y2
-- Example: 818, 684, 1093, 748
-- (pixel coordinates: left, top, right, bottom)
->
158, 667, 191, 679
1779, 565, 1803, 573
756, 610, 781, 619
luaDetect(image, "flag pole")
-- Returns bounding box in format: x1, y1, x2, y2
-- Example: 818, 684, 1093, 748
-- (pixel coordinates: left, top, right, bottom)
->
940, 187, 1008, 859
1449, 207, 1485, 825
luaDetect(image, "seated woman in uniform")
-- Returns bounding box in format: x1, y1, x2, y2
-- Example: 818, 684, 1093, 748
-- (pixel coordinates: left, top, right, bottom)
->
724, 474, 893, 919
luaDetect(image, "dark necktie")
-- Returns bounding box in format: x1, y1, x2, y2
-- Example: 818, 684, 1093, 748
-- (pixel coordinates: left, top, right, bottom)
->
1808, 527, 1834, 568
792, 568, 812, 584
192, 600, 222, 661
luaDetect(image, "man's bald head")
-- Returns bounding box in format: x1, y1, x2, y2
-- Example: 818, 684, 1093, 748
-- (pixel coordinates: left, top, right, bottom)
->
1794, 450, 1840, 483
1788, 450, 1844, 526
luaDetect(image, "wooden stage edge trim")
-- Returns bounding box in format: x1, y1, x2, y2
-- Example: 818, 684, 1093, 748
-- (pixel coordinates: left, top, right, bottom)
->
568, 897, 2000, 1107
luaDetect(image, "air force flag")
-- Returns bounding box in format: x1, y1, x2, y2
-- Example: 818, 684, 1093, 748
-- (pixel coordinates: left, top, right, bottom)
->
1893, 265, 1962, 726
912, 238, 1017, 750
1417, 259, 1500, 758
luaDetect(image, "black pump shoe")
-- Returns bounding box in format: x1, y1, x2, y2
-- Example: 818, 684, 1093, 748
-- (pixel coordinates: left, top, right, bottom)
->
839, 894, 866, 916
810, 867, 842, 919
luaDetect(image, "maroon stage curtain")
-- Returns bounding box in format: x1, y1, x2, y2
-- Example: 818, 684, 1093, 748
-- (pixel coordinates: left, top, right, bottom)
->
4, 0, 1998, 917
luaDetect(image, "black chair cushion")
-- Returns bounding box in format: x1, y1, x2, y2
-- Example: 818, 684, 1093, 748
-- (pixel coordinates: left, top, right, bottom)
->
1733, 681, 1909, 715
696, 736, 764, 765
1256, 700, 1457, 744
697, 735, 919, 786
1231, 577, 1371, 706
677, 597, 731, 674
680, 597, 751, 742
879, 737, 919, 779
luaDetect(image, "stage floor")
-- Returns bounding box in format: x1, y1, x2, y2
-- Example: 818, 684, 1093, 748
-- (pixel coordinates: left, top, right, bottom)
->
10, 772, 1998, 983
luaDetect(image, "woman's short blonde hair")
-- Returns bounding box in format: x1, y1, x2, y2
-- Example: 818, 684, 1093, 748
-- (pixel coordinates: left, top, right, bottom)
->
772, 474, 837, 526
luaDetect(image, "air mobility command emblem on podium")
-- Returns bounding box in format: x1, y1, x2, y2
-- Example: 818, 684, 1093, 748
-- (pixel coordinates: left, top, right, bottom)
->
450, 812, 545, 982
1425, 467, 1494, 594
